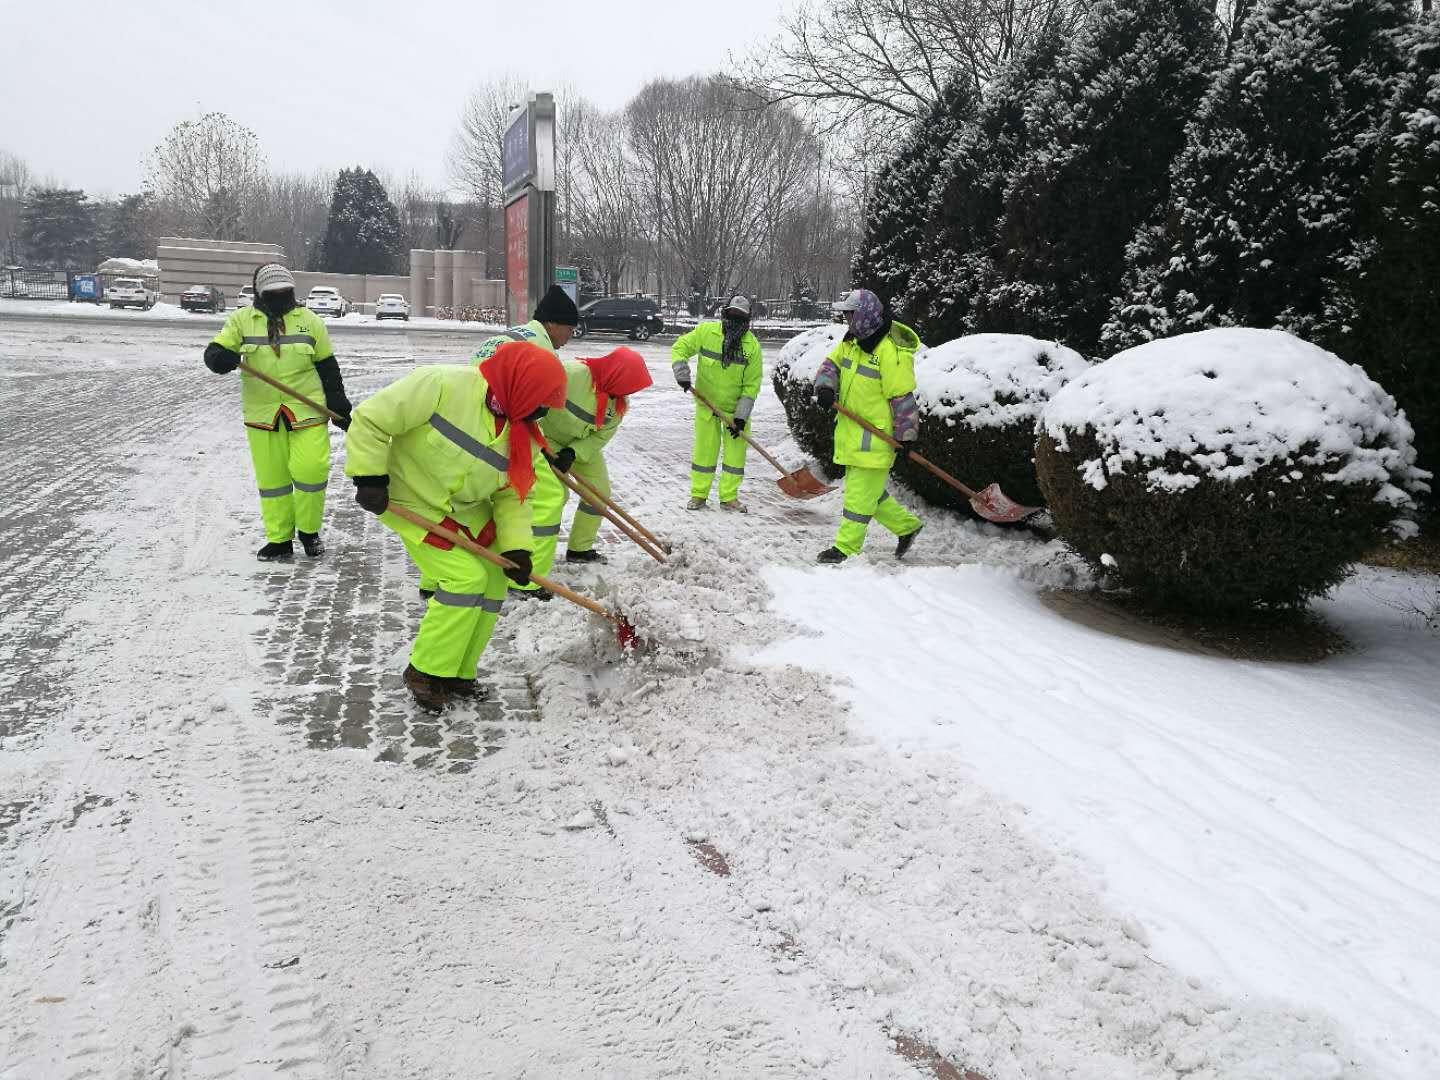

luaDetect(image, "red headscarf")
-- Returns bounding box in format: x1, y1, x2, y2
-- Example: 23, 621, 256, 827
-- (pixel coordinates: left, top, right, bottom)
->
480, 341, 568, 501
583, 347, 653, 427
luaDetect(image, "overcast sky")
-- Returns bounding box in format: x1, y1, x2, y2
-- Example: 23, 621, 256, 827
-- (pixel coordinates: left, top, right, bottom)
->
0, 0, 785, 196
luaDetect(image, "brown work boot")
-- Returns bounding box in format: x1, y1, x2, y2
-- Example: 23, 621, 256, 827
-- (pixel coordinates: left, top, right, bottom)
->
403, 664, 449, 713
444, 677, 488, 699
719, 500, 748, 514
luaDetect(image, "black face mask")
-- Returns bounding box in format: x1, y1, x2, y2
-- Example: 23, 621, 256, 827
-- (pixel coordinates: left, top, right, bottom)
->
258, 288, 296, 316
523, 406, 549, 422
721, 314, 748, 364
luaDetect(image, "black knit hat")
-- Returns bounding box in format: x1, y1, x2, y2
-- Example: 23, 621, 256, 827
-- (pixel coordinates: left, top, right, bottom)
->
533, 284, 580, 326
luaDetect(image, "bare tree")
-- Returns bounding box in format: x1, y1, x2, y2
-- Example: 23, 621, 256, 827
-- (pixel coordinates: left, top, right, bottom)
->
0, 149, 33, 264
241, 170, 329, 267
144, 113, 266, 240
567, 107, 641, 294
447, 74, 529, 259
736, 0, 1094, 133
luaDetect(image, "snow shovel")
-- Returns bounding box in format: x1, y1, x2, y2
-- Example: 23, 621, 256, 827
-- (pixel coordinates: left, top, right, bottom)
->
544, 460, 670, 562
386, 503, 642, 651
689, 388, 834, 500
552, 464, 674, 556
830, 403, 1041, 524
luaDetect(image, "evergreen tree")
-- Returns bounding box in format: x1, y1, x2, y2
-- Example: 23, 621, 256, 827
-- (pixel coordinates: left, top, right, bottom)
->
851, 78, 979, 313
902, 33, 1064, 344
971, 0, 1221, 356
1103, 0, 1413, 352
316, 168, 403, 274
96, 193, 154, 261
1317, 16, 1440, 495
19, 188, 96, 268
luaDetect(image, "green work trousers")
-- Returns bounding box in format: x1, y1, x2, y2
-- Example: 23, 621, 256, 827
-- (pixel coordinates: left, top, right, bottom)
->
397, 527, 509, 679
690, 409, 748, 503
835, 464, 922, 556
513, 455, 610, 592
246, 423, 329, 542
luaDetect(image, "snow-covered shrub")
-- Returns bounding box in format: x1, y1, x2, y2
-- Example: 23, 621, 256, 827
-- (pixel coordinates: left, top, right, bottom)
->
772, 324, 845, 480
897, 334, 1089, 512
1037, 328, 1428, 612
972, 0, 1221, 356
1316, 17, 1440, 507
1103, 0, 1412, 352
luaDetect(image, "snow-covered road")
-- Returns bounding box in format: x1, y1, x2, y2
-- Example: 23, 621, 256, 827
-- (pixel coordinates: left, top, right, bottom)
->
1, 315, 1436, 1080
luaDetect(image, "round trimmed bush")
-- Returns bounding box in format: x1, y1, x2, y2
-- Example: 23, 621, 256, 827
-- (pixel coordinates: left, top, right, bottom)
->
772, 324, 845, 480
897, 334, 1089, 513
1037, 328, 1427, 612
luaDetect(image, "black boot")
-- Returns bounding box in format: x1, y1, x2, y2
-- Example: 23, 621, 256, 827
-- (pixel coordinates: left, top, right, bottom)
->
817, 546, 847, 564
895, 525, 922, 561
565, 548, 607, 564
298, 531, 324, 558
403, 664, 449, 713
257, 540, 294, 562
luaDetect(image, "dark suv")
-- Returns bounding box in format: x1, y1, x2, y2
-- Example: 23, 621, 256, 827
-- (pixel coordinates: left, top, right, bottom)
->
574, 296, 664, 341
180, 284, 226, 313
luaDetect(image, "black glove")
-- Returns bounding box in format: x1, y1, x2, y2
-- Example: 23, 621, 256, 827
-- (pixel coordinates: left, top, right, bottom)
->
353, 476, 389, 515
501, 549, 533, 586
331, 410, 352, 431
815, 385, 836, 410
548, 447, 576, 473
729, 418, 746, 439
204, 343, 241, 374
675, 370, 692, 392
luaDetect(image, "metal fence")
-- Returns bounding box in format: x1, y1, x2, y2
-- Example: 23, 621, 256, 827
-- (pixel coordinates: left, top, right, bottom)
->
0, 268, 162, 303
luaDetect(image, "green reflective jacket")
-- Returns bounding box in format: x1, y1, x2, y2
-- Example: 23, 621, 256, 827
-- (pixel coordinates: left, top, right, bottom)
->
344, 364, 531, 552
670, 321, 763, 418
472, 320, 557, 363
538, 362, 623, 464
829, 321, 920, 468
212, 306, 335, 430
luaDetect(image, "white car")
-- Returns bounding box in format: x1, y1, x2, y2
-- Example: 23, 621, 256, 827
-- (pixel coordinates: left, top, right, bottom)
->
108, 278, 157, 310
305, 286, 349, 318
375, 293, 410, 321
236, 285, 255, 307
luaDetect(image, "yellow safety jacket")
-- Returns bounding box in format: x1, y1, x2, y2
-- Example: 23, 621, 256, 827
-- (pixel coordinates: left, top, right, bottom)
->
211, 306, 336, 430
344, 365, 532, 551
670, 321, 763, 418
828, 321, 921, 469
537, 362, 623, 464
472, 320, 557, 363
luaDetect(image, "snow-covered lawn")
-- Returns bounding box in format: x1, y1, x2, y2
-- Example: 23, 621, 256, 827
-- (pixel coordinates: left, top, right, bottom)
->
1, 318, 1436, 1079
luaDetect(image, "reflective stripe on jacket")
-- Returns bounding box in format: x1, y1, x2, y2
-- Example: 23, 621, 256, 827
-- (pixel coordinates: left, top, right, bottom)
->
472, 320, 556, 363
824, 321, 921, 468
538, 362, 623, 464
212, 306, 335, 430
344, 364, 531, 552
670, 321, 762, 417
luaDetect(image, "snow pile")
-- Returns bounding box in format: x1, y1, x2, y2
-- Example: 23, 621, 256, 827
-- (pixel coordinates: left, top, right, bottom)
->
1042, 328, 1428, 509
96, 257, 159, 275
915, 333, 1088, 429
774, 323, 844, 388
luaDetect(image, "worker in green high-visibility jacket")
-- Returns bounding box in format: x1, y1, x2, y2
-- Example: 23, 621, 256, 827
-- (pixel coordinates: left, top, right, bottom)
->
510, 346, 655, 598
671, 295, 763, 512
203, 263, 352, 562
471, 284, 578, 362
813, 288, 924, 564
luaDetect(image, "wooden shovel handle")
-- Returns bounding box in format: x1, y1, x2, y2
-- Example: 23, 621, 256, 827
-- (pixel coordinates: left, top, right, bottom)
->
548, 464, 667, 563
556, 466, 669, 556
689, 388, 790, 478
385, 503, 620, 623
237, 360, 345, 424
831, 402, 979, 501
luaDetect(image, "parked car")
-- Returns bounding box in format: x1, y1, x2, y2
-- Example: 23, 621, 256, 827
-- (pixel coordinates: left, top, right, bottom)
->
573, 296, 664, 341
108, 278, 157, 310
305, 286, 349, 318
374, 293, 410, 321
236, 285, 255, 307
180, 284, 226, 313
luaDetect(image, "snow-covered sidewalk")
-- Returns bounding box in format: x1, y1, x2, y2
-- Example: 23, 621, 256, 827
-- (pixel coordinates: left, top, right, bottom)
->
1, 320, 1437, 1079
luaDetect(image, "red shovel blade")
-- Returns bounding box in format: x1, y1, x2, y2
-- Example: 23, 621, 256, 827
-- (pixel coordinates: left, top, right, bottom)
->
969, 483, 1041, 524
776, 467, 835, 500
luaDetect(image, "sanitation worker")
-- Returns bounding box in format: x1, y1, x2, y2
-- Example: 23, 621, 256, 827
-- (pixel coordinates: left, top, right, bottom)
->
472, 284, 579, 361
511, 346, 655, 599
344, 340, 568, 712
671, 295, 762, 512
812, 288, 924, 563
204, 263, 352, 561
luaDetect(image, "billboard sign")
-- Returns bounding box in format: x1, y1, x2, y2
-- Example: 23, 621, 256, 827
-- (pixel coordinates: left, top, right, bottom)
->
503, 108, 531, 194
505, 194, 530, 324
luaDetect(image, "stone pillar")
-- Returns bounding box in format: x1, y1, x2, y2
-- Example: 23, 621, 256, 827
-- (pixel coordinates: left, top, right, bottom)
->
432, 249, 454, 313
409, 249, 433, 317
451, 250, 484, 310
